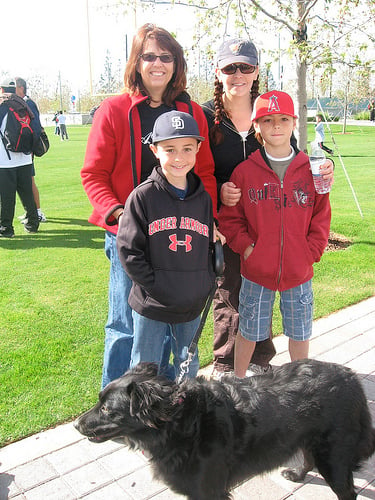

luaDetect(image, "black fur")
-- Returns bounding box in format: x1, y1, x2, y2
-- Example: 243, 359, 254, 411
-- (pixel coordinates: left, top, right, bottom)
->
74, 360, 375, 500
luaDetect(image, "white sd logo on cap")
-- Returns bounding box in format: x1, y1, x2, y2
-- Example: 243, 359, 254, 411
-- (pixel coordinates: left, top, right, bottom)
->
171, 116, 185, 129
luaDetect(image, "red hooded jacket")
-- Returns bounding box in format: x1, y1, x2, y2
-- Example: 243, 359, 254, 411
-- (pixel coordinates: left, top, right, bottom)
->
219, 149, 331, 291
81, 93, 217, 234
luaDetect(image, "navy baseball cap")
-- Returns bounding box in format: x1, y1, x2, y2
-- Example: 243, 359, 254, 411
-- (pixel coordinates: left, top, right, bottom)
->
152, 110, 205, 143
217, 39, 258, 69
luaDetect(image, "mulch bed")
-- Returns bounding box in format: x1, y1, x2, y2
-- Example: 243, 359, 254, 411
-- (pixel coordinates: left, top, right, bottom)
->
325, 231, 352, 252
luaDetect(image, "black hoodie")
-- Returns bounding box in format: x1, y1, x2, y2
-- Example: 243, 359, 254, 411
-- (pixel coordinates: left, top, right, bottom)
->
117, 166, 216, 323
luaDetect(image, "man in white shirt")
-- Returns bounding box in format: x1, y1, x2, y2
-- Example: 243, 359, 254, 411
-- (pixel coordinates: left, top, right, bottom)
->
58, 110, 69, 141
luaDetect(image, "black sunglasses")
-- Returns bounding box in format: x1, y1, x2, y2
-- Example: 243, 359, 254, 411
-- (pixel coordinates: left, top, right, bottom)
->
221, 63, 257, 75
140, 53, 175, 63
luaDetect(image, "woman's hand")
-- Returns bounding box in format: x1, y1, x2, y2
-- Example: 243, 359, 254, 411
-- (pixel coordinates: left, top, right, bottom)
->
320, 159, 334, 182
220, 182, 242, 207
214, 225, 226, 245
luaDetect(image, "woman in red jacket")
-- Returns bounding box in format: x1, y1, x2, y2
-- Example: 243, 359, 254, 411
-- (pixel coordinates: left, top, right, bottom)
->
81, 24, 216, 389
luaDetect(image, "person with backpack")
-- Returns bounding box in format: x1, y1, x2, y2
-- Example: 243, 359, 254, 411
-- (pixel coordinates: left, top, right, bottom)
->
0, 78, 39, 237
15, 77, 47, 223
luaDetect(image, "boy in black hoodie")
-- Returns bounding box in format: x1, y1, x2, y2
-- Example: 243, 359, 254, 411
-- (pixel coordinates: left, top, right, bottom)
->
117, 111, 216, 378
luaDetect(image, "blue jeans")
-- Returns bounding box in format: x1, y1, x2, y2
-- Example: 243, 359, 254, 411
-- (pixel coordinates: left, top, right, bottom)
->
102, 231, 171, 388
131, 312, 200, 379
102, 231, 134, 389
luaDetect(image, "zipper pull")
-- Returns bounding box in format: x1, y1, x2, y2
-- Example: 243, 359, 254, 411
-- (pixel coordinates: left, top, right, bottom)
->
242, 135, 247, 159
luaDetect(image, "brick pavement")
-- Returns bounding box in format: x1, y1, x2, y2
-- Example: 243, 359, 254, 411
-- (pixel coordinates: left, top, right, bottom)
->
1, 296, 374, 499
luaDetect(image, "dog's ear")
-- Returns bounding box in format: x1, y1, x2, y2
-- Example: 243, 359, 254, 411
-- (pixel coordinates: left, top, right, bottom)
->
127, 379, 175, 428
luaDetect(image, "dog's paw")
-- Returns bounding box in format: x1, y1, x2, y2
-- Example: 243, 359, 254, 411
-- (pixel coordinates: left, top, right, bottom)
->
281, 468, 307, 483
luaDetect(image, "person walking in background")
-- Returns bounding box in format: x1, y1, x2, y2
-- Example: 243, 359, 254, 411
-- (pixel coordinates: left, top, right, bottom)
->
315, 113, 334, 155
0, 78, 39, 237
219, 91, 331, 377
58, 111, 68, 141
117, 111, 215, 378
368, 99, 375, 122
53, 112, 60, 135
15, 77, 47, 223
202, 39, 335, 379
81, 23, 217, 389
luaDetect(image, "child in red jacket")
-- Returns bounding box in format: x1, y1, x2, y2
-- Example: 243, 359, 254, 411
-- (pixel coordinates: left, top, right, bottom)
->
219, 91, 331, 377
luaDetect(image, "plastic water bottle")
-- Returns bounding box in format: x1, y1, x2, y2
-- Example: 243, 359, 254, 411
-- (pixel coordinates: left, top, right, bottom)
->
309, 141, 331, 194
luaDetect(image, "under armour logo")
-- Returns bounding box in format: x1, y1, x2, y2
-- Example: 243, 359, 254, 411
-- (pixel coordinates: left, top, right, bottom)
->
268, 94, 280, 113
169, 234, 192, 252
171, 116, 185, 130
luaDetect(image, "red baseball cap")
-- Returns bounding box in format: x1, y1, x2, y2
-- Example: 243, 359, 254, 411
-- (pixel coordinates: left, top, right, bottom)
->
252, 91, 297, 121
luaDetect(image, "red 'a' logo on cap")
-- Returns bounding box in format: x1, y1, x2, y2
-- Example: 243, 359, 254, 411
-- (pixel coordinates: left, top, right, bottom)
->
268, 95, 280, 113
229, 42, 241, 54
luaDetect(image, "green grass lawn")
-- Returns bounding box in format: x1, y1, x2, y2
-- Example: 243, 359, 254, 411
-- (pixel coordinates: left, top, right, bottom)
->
0, 123, 374, 447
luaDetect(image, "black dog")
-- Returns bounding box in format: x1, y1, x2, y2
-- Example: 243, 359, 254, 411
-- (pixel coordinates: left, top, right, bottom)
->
74, 360, 375, 500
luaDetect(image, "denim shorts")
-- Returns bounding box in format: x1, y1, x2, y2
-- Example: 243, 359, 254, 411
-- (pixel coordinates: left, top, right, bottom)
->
239, 278, 313, 342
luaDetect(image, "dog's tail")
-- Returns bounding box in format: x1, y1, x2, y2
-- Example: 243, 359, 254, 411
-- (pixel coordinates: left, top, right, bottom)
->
355, 413, 375, 469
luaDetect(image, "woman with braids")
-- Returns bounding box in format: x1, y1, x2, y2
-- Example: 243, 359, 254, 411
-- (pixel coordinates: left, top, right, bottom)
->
202, 38, 334, 379
81, 24, 216, 389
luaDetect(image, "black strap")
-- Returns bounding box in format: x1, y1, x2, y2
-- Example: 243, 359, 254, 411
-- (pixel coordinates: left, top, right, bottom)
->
187, 283, 217, 358
177, 240, 224, 382
129, 108, 138, 188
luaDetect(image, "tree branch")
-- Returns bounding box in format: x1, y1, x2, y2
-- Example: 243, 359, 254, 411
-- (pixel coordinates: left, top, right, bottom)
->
247, 0, 295, 33
300, 0, 319, 25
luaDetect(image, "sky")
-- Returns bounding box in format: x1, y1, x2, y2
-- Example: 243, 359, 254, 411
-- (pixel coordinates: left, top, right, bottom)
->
2, 0, 197, 95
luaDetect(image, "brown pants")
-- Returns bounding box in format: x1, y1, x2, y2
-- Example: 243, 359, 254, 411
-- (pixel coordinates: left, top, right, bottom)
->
212, 244, 276, 372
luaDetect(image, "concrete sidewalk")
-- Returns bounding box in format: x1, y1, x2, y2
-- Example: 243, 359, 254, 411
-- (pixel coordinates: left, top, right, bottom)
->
1, 296, 374, 500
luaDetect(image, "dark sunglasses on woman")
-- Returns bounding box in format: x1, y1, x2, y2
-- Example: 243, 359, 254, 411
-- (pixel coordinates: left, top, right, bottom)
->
221, 63, 257, 75
140, 53, 175, 63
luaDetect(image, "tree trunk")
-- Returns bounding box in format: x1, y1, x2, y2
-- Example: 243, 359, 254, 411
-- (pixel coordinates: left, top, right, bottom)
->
295, 52, 308, 152
294, 0, 308, 153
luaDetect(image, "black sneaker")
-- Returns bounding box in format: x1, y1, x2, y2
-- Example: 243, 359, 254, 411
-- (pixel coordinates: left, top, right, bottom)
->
0, 227, 15, 238
24, 225, 39, 234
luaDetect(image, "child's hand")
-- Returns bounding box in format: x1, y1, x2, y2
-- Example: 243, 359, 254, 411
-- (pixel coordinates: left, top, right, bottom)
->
244, 245, 254, 260
320, 159, 334, 183
220, 182, 241, 207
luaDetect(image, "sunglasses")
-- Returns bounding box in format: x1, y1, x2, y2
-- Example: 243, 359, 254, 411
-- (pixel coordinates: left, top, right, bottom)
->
220, 63, 257, 75
140, 53, 175, 63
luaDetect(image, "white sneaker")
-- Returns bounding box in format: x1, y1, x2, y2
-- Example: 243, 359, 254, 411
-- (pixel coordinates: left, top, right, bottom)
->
18, 213, 27, 221
211, 367, 234, 381
38, 210, 47, 222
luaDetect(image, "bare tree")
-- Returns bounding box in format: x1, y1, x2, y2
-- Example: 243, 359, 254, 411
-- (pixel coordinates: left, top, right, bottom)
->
97, 50, 123, 95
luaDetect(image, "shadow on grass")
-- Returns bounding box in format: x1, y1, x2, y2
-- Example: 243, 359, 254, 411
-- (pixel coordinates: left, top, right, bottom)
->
0, 218, 105, 250
334, 154, 375, 158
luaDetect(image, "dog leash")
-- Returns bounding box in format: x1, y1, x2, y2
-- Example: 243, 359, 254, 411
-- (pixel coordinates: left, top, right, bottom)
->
177, 239, 224, 384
